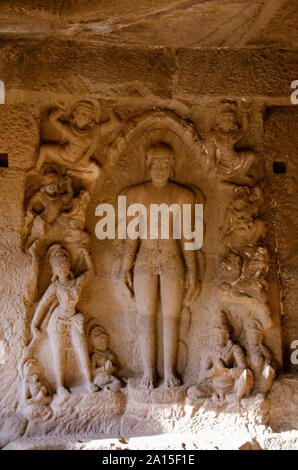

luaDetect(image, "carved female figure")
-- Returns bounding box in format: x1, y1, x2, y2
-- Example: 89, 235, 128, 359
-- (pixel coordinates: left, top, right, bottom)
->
31, 244, 97, 397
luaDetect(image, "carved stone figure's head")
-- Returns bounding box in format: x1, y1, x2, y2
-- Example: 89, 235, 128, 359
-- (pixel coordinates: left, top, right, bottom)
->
246, 322, 263, 347
146, 142, 175, 184
219, 252, 242, 282
41, 172, 60, 196
86, 318, 109, 352
213, 325, 230, 348
216, 100, 239, 133
70, 100, 99, 130
48, 244, 73, 282
243, 246, 269, 279
233, 214, 254, 234
232, 186, 250, 211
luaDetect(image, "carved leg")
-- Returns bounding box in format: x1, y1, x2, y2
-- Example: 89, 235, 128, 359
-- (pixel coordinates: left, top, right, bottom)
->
71, 323, 98, 393
35, 144, 61, 170
134, 274, 158, 389
160, 275, 184, 388
48, 320, 70, 397
66, 162, 101, 192
24, 216, 47, 252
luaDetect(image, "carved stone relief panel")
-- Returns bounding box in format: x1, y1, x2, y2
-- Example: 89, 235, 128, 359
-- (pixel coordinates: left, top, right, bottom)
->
18, 96, 282, 429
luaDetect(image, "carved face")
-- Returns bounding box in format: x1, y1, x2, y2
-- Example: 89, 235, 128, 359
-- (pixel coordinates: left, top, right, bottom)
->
149, 155, 172, 185
42, 174, 59, 196
91, 329, 109, 351
213, 329, 229, 347
45, 181, 59, 196
27, 373, 39, 384
233, 197, 247, 211
52, 253, 72, 280
73, 107, 94, 129
243, 247, 268, 278
219, 112, 236, 133
219, 253, 241, 282
233, 214, 253, 233
247, 329, 262, 346
243, 259, 266, 278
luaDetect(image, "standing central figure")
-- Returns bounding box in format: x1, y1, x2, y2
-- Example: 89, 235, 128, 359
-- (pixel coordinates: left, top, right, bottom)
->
120, 143, 199, 389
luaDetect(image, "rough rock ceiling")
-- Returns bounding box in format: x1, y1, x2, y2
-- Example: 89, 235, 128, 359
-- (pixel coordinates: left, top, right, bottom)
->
0, 0, 297, 48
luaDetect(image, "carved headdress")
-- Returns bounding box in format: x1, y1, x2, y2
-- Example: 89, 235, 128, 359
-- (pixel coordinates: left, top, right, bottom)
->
47, 244, 72, 281
68, 98, 101, 124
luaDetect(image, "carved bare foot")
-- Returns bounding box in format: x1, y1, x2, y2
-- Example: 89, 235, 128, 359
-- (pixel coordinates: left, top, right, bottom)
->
57, 386, 71, 398
164, 372, 181, 389
86, 382, 99, 393
140, 372, 155, 390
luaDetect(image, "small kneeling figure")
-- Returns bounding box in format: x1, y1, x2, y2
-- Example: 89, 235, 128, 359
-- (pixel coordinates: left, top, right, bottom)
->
22, 359, 52, 406
87, 319, 123, 391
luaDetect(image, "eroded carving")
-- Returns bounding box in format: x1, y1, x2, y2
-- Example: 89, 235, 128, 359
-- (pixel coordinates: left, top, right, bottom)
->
207, 99, 263, 186
221, 186, 265, 252
24, 167, 92, 254
21, 359, 52, 407
218, 246, 273, 332
246, 321, 276, 395
24, 169, 73, 252
201, 320, 253, 400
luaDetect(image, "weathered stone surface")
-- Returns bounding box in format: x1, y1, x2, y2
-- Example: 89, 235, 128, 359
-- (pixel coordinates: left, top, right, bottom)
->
0, 0, 296, 451
0, 1, 297, 49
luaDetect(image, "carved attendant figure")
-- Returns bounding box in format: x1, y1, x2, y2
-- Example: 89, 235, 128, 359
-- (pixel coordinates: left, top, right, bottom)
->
24, 171, 73, 252
22, 359, 52, 406
221, 186, 265, 252
208, 100, 263, 186
202, 324, 253, 400
246, 323, 276, 395
87, 319, 123, 391
31, 244, 98, 397
120, 143, 199, 389
35, 99, 119, 190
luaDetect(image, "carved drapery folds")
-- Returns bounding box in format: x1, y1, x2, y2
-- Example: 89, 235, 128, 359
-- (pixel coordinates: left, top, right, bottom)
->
20, 97, 280, 419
